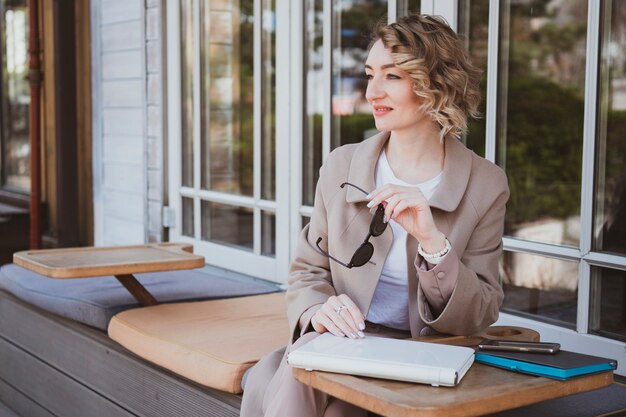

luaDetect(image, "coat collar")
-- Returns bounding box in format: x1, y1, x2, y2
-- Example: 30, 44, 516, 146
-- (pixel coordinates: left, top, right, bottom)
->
345, 131, 473, 212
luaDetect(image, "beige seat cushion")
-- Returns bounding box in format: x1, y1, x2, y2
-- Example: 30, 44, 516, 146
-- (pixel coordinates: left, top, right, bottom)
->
108, 292, 289, 394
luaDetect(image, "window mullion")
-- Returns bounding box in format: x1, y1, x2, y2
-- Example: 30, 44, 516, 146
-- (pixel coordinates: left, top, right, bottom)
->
289, 0, 304, 272
322, 0, 332, 159
580, 0, 601, 258
484, 0, 500, 163
388, 0, 397, 23
254, 0, 262, 255
420, 0, 433, 14
577, 0, 602, 334
193, 0, 202, 240
166, 1, 182, 241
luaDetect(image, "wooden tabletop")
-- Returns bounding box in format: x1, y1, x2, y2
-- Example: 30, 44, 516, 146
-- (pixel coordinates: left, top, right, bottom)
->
293, 327, 614, 417
13, 243, 205, 278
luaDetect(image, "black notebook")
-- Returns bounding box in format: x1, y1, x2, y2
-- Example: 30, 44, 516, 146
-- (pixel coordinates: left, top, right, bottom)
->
474, 349, 617, 380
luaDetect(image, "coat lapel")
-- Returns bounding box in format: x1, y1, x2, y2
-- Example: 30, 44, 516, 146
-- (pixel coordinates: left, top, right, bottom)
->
336, 133, 473, 322
345, 133, 473, 213
429, 137, 473, 212
345, 131, 390, 203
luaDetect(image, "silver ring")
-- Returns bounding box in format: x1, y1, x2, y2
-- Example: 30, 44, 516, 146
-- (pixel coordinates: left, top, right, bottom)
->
334, 305, 348, 314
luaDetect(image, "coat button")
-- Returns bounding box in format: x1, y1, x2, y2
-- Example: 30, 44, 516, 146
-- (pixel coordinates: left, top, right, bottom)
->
437, 271, 445, 279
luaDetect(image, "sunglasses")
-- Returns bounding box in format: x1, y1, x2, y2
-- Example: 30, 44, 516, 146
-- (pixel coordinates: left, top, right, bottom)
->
316, 182, 388, 269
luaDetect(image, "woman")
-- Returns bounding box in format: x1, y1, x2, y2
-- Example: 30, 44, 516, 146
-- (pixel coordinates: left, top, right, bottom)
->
241, 14, 508, 417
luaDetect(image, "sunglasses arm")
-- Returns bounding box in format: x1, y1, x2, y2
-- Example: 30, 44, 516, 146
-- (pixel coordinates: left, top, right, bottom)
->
315, 237, 353, 269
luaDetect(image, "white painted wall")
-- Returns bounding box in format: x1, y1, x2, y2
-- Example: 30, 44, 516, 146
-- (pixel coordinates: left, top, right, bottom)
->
92, 0, 166, 246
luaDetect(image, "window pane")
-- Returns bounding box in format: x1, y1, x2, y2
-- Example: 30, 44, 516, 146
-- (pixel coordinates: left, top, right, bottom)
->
498, 2, 587, 246
458, 0, 489, 157
301, 215, 310, 231
331, 0, 385, 149
501, 251, 578, 328
261, 211, 275, 257
594, 0, 626, 256
182, 197, 194, 237
201, 201, 253, 250
180, 0, 194, 188
302, 0, 323, 207
261, 0, 276, 201
1, 4, 29, 192
590, 266, 626, 342
200, 0, 253, 196
398, 0, 420, 17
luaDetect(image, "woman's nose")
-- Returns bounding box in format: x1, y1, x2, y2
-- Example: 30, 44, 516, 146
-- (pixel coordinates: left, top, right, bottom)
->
365, 77, 384, 102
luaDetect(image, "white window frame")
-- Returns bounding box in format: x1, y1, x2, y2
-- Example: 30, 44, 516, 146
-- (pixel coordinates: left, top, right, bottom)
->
166, 0, 291, 282
166, 0, 625, 373
477, 0, 625, 374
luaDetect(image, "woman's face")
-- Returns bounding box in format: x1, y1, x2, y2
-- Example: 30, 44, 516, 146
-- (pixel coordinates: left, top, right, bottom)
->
365, 40, 423, 133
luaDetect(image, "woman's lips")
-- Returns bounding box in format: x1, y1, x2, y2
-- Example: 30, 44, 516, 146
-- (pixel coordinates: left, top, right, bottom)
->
373, 106, 393, 116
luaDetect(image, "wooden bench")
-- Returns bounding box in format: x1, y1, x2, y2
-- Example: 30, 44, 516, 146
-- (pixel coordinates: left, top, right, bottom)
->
0, 291, 242, 417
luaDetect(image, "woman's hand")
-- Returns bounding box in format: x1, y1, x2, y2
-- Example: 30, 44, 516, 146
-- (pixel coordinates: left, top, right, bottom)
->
367, 184, 446, 253
311, 294, 366, 338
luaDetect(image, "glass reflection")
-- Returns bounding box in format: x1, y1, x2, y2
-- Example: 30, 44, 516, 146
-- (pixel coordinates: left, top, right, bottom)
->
497, 1, 587, 247
1, 2, 29, 192
261, 0, 276, 201
398, 0, 420, 17
180, 0, 194, 188
201, 201, 253, 250
261, 211, 276, 256
200, 0, 254, 196
501, 251, 578, 327
590, 266, 626, 342
594, 0, 626, 256
182, 197, 194, 237
331, 0, 385, 149
458, 0, 489, 156
302, 0, 323, 207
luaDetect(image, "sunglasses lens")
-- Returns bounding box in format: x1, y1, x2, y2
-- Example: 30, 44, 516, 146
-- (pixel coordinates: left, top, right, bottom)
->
350, 242, 374, 267
370, 205, 387, 236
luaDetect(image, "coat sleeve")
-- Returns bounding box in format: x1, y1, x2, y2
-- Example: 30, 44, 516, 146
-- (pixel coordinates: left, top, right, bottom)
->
285, 161, 339, 342
416, 169, 509, 336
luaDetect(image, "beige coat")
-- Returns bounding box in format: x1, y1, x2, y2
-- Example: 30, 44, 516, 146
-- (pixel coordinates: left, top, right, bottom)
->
287, 132, 509, 340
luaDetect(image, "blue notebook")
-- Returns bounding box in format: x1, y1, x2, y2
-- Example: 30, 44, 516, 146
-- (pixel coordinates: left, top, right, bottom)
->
474, 349, 617, 380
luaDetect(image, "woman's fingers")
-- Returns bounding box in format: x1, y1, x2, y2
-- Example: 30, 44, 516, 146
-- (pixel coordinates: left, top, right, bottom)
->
322, 302, 361, 339
337, 294, 366, 334
314, 295, 366, 339
366, 185, 397, 209
314, 312, 345, 337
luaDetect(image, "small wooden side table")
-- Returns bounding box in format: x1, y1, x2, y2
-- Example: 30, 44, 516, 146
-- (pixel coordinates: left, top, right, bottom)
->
293, 327, 614, 417
13, 243, 205, 306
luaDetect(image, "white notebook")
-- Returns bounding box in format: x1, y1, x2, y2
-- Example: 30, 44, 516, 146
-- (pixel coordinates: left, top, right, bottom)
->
288, 333, 475, 387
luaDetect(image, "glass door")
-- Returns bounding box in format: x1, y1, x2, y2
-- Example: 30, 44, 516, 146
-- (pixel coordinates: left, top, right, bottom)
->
167, 0, 284, 281
0, 0, 29, 193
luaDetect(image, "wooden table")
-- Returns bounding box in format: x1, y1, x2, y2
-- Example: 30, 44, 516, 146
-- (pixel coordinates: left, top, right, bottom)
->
293, 327, 614, 417
13, 243, 205, 306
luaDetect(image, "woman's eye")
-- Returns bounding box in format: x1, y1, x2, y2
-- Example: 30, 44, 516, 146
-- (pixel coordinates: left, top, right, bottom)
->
387, 73, 401, 80
364, 74, 373, 80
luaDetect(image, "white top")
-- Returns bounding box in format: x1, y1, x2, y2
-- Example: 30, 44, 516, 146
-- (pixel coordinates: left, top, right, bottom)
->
366, 150, 442, 330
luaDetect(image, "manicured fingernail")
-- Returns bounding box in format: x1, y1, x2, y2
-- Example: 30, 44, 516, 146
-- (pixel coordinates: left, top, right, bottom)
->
350, 332, 357, 338
366, 201, 374, 208
383, 216, 387, 223
338, 331, 345, 337
366, 193, 372, 199
357, 331, 365, 338
359, 322, 365, 330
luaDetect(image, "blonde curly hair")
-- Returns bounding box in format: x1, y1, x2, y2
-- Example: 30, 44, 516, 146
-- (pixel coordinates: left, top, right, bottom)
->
371, 14, 482, 140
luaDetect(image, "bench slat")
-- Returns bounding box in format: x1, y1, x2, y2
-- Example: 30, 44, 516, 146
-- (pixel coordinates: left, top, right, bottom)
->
0, 291, 241, 417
